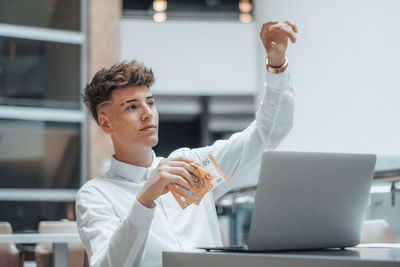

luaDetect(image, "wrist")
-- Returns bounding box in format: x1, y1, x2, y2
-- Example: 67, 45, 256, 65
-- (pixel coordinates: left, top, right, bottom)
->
266, 56, 288, 74
267, 56, 286, 68
137, 193, 154, 208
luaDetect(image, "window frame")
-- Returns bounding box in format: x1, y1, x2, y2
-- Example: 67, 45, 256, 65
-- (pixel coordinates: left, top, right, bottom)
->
0, 0, 88, 201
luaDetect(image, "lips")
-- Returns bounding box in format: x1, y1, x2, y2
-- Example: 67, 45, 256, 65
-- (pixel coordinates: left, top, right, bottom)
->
140, 125, 157, 131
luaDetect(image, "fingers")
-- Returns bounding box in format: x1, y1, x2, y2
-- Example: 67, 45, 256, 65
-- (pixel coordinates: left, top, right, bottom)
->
260, 20, 279, 38
163, 156, 194, 164
166, 161, 201, 177
167, 174, 191, 190
262, 20, 279, 29
186, 164, 202, 180
166, 166, 195, 186
157, 157, 203, 190
283, 19, 298, 33
166, 160, 193, 168
162, 157, 203, 178
270, 23, 297, 43
162, 161, 201, 180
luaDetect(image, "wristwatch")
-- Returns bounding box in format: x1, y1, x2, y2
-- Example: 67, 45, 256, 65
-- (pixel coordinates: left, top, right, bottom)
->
266, 56, 288, 74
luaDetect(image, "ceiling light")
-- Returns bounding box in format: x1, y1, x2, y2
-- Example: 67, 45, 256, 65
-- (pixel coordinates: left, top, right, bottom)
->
153, 11, 167, 22
239, 13, 252, 23
153, 0, 167, 12
238, 0, 252, 13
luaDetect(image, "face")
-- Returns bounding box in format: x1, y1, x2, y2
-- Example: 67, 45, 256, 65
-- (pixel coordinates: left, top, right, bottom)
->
98, 85, 159, 149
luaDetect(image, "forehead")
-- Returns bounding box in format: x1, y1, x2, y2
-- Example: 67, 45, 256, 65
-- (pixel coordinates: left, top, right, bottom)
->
111, 85, 152, 103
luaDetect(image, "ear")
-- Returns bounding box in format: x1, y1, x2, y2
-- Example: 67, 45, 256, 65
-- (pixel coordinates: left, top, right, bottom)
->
98, 113, 113, 134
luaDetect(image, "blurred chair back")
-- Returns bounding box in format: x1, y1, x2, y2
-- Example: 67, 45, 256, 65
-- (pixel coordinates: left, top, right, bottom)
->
0, 222, 23, 267
35, 221, 86, 267
219, 223, 228, 247
360, 219, 396, 243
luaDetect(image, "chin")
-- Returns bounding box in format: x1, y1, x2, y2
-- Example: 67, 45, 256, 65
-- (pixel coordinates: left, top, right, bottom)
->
149, 138, 159, 148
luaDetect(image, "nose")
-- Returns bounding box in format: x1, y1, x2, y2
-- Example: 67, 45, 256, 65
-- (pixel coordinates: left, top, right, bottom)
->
141, 105, 153, 121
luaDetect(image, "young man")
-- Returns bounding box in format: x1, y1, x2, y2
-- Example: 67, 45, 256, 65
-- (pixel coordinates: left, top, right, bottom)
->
76, 20, 297, 267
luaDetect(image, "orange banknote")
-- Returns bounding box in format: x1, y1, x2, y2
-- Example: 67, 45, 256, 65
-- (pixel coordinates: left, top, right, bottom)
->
168, 154, 227, 209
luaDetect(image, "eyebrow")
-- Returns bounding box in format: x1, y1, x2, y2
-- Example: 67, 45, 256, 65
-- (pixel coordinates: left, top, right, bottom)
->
120, 96, 154, 107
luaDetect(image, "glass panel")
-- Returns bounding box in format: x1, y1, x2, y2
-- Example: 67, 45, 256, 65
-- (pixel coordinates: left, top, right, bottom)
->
217, 199, 254, 246
170, 0, 243, 12
0, 37, 80, 109
0, 0, 80, 31
0, 119, 81, 189
0, 201, 75, 232
123, 0, 254, 22
124, 0, 245, 13
153, 116, 201, 157
123, 0, 244, 12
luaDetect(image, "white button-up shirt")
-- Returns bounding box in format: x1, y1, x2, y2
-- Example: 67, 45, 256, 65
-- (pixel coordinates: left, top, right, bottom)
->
76, 70, 295, 267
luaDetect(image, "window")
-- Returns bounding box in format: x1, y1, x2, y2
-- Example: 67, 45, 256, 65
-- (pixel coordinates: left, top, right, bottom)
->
0, 201, 76, 231
0, 119, 81, 189
0, 0, 81, 31
0, 0, 87, 231
154, 115, 201, 157
124, 0, 243, 12
0, 37, 81, 109
123, 0, 254, 22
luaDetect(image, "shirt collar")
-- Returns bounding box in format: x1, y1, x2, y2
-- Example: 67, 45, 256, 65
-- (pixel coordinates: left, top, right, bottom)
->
110, 150, 160, 183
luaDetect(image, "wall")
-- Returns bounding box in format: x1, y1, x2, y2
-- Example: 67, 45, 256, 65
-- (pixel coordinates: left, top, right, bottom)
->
254, 0, 400, 157
252, 0, 400, 240
120, 19, 257, 95
87, 0, 119, 178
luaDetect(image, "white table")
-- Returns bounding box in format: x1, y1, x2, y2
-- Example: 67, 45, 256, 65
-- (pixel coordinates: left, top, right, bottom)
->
163, 247, 400, 267
0, 233, 81, 267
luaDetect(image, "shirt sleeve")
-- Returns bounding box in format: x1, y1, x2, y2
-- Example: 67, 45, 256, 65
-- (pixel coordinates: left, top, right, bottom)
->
171, 69, 295, 200
76, 184, 155, 267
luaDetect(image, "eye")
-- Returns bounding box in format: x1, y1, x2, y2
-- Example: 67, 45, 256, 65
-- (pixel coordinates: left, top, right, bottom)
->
127, 105, 136, 110
147, 101, 154, 107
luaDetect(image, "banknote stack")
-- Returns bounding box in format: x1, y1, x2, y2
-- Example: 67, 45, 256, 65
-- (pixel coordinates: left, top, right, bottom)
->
168, 154, 227, 209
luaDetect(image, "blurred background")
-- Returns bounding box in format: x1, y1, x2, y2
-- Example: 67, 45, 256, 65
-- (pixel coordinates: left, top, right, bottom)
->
0, 0, 399, 259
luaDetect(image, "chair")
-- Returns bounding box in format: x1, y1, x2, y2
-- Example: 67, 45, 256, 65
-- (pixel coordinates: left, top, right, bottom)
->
0, 222, 23, 267
35, 221, 86, 267
219, 223, 228, 247
360, 219, 396, 243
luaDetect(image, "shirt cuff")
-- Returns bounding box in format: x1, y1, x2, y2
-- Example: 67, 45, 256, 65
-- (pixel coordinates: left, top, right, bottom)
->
265, 67, 290, 91
127, 199, 156, 229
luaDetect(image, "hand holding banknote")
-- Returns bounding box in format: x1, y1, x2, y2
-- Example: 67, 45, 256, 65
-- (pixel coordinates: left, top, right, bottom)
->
168, 154, 227, 209
136, 157, 201, 208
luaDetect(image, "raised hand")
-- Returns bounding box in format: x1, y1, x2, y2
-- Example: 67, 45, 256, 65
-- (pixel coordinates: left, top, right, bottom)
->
260, 20, 298, 67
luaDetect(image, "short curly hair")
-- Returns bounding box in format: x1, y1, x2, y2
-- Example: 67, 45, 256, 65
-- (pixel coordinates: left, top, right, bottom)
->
82, 60, 155, 124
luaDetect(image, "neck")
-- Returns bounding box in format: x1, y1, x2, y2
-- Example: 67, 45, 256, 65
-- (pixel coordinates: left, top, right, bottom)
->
114, 144, 153, 168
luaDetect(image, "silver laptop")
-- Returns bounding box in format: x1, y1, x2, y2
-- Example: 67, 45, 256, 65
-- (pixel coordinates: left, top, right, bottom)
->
201, 151, 376, 252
